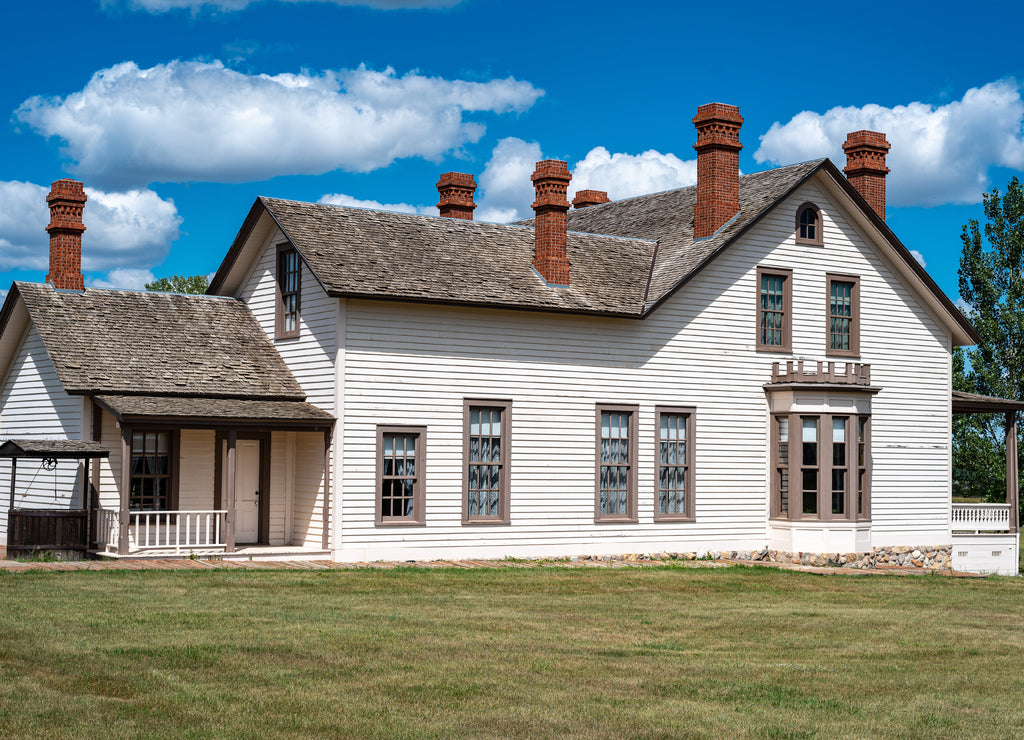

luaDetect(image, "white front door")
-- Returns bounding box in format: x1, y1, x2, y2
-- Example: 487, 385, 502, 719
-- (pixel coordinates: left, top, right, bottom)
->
235, 440, 261, 544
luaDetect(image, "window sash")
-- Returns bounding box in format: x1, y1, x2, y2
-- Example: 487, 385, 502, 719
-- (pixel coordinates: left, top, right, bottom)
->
464, 402, 510, 523
377, 427, 425, 524
826, 274, 859, 357
277, 246, 301, 338
756, 267, 792, 352
655, 409, 695, 520
595, 406, 637, 521
130, 430, 173, 511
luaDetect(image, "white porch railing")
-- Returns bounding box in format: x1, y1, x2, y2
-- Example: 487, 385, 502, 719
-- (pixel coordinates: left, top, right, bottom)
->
951, 503, 1012, 534
94, 509, 227, 554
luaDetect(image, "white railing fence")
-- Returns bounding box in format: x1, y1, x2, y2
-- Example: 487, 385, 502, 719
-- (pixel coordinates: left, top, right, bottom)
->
95, 509, 119, 550
94, 509, 227, 554
951, 503, 1012, 534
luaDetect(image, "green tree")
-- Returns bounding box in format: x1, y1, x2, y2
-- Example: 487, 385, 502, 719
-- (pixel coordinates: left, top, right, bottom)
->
144, 274, 210, 295
954, 176, 1024, 511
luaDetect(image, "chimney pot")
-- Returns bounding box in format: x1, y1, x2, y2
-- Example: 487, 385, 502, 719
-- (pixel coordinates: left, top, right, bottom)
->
436, 172, 477, 220
45, 178, 86, 290
692, 103, 743, 239
531, 159, 571, 286
572, 190, 611, 209
843, 130, 891, 221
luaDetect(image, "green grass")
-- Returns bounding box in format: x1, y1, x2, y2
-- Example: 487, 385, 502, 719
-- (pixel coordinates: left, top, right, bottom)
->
1, 566, 1022, 739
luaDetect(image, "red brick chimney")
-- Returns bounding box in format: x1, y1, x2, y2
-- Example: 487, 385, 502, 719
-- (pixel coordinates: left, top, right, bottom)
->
572, 190, 611, 209
843, 131, 891, 221
531, 160, 572, 286
692, 103, 744, 239
46, 179, 87, 290
436, 172, 477, 220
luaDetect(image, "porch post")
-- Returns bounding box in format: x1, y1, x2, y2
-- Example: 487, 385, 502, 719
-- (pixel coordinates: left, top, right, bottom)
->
119, 425, 132, 555
83, 454, 92, 552
225, 429, 237, 553
9, 458, 16, 511
1007, 411, 1019, 533
322, 429, 331, 550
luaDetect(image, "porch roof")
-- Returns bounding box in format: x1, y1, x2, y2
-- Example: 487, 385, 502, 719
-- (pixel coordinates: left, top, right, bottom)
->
952, 391, 1024, 413
0, 439, 110, 459
94, 395, 334, 429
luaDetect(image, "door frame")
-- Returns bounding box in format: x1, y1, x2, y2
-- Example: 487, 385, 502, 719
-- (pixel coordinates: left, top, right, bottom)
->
215, 431, 271, 545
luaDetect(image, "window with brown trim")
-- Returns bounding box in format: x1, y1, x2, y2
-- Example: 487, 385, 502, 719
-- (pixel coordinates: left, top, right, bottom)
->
771, 412, 870, 522
654, 407, 696, 521
857, 416, 871, 518
276, 245, 301, 340
756, 267, 792, 352
826, 274, 860, 357
375, 426, 426, 525
130, 430, 178, 511
595, 405, 638, 522
795, 203, 823, 246
463, 400, 511, 524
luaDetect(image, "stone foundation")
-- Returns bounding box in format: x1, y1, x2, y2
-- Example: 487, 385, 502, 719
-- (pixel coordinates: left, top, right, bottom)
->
580, 544, 953, 571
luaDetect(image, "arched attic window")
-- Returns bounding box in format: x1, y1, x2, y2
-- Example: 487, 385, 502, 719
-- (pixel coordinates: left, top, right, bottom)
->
795, 203, 823, 246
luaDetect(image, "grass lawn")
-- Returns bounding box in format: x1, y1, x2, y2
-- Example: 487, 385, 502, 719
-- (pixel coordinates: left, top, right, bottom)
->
0, 565, 1022, 739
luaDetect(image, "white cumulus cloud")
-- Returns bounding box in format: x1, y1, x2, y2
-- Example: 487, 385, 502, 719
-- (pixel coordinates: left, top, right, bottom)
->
474, 139, 698, 223
475, 137, 543, 223
87, 268, 158, 291
103, 0, 464, 11
909, 249, 926, 267
0, 181, 181, 274
15, 60, 543, 190
318, 192, 434, 215
570, 147, 697, 201
755, 79, 1024, 207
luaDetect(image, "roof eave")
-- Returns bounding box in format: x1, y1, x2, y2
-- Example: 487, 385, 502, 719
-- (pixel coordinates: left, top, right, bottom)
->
322, 288, 645, 319
208, 198, 267, 296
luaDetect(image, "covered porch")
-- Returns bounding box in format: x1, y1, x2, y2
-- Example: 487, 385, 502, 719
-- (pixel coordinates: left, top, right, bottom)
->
90, 394, 334, 559
951, 391, 1022, 575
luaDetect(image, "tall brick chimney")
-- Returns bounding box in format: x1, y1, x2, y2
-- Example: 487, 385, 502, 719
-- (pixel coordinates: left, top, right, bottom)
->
531, 160, 572, 286
46, 179, 87, 290
436, 172, 477, 220
572, 190, 611, 209
843, 131, 891, 221
692, 103, 744, 239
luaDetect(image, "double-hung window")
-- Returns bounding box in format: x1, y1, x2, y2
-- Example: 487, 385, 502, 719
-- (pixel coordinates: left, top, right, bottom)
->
130, 430, 177, 512
276, 245, 301, 339
463, 400, 511, 524
376, 426, 426, 525
654, 407, 696, 521
595, 405, 638, 522
756, 267, 792, 352
826, 274, 860, 357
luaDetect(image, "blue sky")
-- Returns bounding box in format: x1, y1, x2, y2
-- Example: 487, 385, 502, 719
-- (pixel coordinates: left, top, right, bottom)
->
3, 0, 1024, 305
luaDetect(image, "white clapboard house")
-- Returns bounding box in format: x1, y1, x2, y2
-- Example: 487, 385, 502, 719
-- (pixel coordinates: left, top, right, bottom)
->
1, 104, 1019, 573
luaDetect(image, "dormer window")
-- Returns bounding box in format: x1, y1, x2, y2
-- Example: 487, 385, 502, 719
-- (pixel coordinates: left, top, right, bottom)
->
276, 244, 301, 340
796, 203, 823, 246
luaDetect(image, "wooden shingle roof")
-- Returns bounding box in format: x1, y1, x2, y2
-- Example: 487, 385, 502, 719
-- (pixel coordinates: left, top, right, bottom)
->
12, 282, 306, 399
259, 198, 657, 316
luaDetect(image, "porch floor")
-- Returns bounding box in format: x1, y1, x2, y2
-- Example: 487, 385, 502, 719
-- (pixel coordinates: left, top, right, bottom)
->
89, 545, 330, 561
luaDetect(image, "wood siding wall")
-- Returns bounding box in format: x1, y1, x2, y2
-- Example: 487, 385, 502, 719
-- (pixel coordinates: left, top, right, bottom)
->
0, 323, 85, 541
178, 430, 215, 511
334, 177, 952, 560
